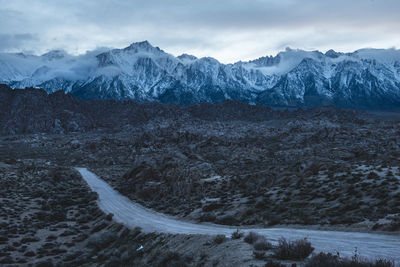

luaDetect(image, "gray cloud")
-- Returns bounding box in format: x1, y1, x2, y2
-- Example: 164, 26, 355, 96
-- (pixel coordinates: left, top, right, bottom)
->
0, 33, 39, 51
0, 0, 399, 62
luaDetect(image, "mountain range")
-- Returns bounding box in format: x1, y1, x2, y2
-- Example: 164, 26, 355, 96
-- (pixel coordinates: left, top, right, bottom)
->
1, 41, 400, 109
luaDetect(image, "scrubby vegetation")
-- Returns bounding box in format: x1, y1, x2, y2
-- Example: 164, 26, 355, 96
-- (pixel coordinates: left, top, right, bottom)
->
244, 231, 262, 244
253, 235, 273, 251
264, 261, 286, 267
231, 229, 244, 239
1, 99, 399, 265
2, 104, 400, 231
66, 108, 400, 231
306, 252, 394, 267
274, 238, 314, 260
244, 232, 314, 262
213, 234, 226, 244
0, 162, 162, 266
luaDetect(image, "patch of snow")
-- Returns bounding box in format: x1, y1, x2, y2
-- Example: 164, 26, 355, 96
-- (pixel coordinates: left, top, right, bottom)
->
201, 175, 222, 182
354, 48, 400, 63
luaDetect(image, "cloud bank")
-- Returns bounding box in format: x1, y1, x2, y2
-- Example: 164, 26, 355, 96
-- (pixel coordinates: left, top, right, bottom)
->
0, 0, 399, 63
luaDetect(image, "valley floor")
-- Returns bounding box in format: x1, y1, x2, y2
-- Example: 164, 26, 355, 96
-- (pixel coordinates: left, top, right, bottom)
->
1, 107, 400, 265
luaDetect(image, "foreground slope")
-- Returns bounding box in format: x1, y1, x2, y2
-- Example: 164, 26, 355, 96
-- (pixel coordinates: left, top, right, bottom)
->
77, 167, 400, 262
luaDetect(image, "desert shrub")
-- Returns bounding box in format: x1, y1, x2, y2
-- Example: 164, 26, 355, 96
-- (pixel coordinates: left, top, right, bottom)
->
131, 226, 142, 238
255, 199, 267, 209
253, 235, 272, 251
267, 215, 281, 226
157, 251, 187, 267
307, 162, 321, 175
199, 251, 208, 261
367, 171, 380, 180
202, 203, 222, 212
243, 232, 272, 250
231, 229, 243, 239
373, 259, 395, 267
199, 213, 216, 222
137, 187, 157, 201
305, 252, 341, 267
244, 232, 261, 244
253, 250, 265, 259
105, 213, 114, 221
212, 259, 219, 266
274, 237, 314, 260
87, 232, 117, 251
217, 214, 238, 225
265, 261, 286, 267
48, 168, 65, 183
47, 209, 67, 222
305, 252, 394, 267
388, 221, 400, 231
213, 234, 226, 244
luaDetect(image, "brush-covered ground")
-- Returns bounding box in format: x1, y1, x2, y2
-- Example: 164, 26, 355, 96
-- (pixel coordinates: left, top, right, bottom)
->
1, 109, 400, 266
1, 160, 294, 267
2, 107, 400, 232
1, 87, 400, 265
5, 160, 390, 267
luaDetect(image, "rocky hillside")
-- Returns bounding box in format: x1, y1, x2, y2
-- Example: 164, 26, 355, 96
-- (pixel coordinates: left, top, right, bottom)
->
1, 43, 400, 109
0, 84, 362, 135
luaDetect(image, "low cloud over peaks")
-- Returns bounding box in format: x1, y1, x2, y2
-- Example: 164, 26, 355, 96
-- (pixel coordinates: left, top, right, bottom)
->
0, 0, 399, 63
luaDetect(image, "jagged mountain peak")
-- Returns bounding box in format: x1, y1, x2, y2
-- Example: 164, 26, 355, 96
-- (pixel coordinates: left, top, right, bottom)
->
123, 41, 164, 54
178, 53, 197, 59
41, 50, 68, 60
130, 40, 152, 46
325, 49, 342, 58
94, 41, 172, 67
177, 53, 198, 63
247, 55, 281, 67
197, 57, 220, 64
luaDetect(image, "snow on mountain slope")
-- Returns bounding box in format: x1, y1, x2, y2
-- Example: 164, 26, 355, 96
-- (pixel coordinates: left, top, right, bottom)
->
1, 42, 400, 109
0, 53, 40, 82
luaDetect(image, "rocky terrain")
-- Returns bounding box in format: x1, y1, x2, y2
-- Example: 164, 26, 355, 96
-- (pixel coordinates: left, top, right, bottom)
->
4, 160, 384, 267
1, 87, 400, 232
1, 136, 398, 266
62, 115, 400, 232
1, 87, 400, 265
0, 83, 361, 135
2, 160, 305, 267
0, 161, 137, 266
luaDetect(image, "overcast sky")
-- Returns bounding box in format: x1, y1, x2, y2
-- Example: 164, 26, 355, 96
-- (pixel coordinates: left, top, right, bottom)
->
0, 0, 399, 63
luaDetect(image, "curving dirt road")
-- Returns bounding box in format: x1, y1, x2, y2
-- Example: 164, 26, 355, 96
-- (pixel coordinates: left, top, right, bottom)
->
76, 167, 400, 262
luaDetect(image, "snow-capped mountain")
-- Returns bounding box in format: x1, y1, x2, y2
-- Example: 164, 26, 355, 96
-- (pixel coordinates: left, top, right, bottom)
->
1, 41, 400, 109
